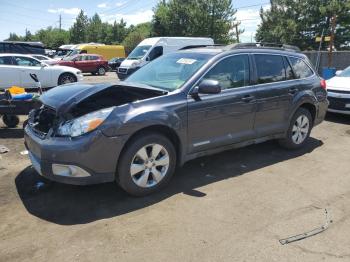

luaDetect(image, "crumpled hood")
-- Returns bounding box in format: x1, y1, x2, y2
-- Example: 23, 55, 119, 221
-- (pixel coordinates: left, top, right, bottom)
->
39, 82, 166, 115
326, 76, 350, 91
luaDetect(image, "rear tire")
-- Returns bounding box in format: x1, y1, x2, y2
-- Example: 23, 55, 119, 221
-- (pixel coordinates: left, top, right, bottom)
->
279, 108, 313, 149
97, 66, 106, 76
117, 133, 176, 196
58, 73, 77, 85
2, 114, 20, 128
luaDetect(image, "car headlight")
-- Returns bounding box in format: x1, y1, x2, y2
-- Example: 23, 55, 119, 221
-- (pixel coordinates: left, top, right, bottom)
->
57, 107, 115, 137
131, 61, 141, 67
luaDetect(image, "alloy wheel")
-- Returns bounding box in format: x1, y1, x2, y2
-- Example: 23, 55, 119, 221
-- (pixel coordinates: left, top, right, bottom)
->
130, 144, 170, 188
292, 114, 310, 144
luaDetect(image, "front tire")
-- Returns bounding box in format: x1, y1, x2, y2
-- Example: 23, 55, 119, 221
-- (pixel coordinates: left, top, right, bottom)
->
279, 108, 313, 149
117, 133, 176, 196
58, 73, 77, 85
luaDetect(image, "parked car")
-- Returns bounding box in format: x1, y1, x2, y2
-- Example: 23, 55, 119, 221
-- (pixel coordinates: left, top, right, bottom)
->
24, 44, 328, 196
55, 54, 108, 75
31, 54, 57, 65
0, 54, 83, 89
108, 57, 125, 71
117, 37, 214, 79
326, 66, 350, 115
0, 41, 45, 55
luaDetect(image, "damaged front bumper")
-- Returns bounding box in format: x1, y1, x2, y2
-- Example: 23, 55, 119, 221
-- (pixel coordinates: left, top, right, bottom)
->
24, 125, 127, 185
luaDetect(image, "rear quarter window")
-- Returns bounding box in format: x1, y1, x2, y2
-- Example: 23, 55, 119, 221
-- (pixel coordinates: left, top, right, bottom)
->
254, 54, 286, 84
289, 57, 314, 78
0, 56, 13, 65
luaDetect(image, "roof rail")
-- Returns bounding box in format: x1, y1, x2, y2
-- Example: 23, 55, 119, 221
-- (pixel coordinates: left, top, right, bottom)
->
225, 42, 301, 52
180, 44, 225, 50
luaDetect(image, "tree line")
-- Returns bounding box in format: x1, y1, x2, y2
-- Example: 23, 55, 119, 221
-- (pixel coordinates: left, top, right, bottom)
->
6, 0, 238, 53
256, 0, 350, 50
6, 0, 350, 52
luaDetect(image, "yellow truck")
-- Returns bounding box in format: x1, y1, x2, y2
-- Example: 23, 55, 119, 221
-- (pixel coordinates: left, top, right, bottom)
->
68, 44, 125, 60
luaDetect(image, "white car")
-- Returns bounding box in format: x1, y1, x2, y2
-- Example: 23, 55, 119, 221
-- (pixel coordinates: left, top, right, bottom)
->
0, 53, 83, 89
31, 54, 58, 65
326, 67, 350, 115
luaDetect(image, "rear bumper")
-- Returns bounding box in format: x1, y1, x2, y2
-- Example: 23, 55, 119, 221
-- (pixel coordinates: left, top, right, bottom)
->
24, 126, 127, 185
314, 99, 329, 126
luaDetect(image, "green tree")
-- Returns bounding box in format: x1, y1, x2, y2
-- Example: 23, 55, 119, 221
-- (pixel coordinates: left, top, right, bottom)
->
6, 33, 22, 41
70, 10, 89, 43
87, 13, 103, 42
152, 0, 238, 43
122, 22, 151, 53
256, 0, 350, 50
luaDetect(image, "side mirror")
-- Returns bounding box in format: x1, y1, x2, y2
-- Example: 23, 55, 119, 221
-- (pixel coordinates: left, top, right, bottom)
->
145, 56, 150, 62
40, 63, 47, 68
196, 79, 221, 95
335, 70, 343, 76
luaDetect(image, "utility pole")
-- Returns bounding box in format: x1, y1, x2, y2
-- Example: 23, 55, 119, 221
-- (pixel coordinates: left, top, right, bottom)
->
232, 21, 241, 43
59, 14, 62, 31
328, 14, 336, 68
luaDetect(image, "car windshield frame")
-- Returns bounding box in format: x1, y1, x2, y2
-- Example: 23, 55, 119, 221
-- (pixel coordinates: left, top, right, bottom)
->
338, 67, 350, 77
128, 45, 152, 60
124, 52, 214, 92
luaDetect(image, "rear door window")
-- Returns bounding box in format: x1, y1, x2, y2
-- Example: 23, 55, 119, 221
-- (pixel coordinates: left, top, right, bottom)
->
14, 56, 41, 66
254, 54, 286, 84
202, 54, 250, 90
289, 57, 314, 78
284, 57, 295, 80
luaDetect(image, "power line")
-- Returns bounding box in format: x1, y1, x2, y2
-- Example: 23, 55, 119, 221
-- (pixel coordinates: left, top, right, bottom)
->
234, 2, 270, 9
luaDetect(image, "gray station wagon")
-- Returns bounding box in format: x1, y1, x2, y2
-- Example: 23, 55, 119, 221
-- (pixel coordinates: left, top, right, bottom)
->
24, 43, 328, 196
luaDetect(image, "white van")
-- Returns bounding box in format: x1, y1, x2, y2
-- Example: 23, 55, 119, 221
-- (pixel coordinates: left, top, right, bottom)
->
117, 37, 214, 79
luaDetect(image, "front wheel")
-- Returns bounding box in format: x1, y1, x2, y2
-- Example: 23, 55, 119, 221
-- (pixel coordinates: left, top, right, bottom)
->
58, 73, 77, 85
279, 108, 313, 149
117, 133, 176, 196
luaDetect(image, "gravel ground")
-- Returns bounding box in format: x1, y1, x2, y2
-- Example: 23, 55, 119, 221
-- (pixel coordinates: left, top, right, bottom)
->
1, 76, 350, 261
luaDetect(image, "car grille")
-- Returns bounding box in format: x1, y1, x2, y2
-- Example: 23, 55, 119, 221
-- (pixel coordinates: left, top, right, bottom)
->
328, 89, 350, 94
118, 68, 128, 74
328, 97, 350, 111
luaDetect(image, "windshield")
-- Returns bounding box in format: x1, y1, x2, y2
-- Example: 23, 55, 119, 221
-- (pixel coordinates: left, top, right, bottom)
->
125, 52, 213, 92
128, 45, 152, 60
339, 66, 350, 77
67, 49, 80, 56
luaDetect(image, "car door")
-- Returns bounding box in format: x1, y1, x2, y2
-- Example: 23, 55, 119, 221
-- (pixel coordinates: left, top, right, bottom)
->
187, 54, 256, 153
252, 54, 298, 137
0, 56, 21, 89
77, 55, 93, 72
14, 56, 51, 88
88, 55, 100, 72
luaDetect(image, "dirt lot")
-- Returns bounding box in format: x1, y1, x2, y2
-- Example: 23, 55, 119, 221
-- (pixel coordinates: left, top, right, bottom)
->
1, 75, 350, 261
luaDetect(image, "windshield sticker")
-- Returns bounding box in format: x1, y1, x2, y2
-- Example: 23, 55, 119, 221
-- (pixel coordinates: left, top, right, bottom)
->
177, 58, 197, 65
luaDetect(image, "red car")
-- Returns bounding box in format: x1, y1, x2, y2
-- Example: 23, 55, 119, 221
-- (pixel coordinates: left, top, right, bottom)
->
56, 54, 108, 75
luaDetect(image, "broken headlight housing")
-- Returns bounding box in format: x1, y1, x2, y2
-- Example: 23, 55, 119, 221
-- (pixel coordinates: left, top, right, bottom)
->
57, 107, 115, 137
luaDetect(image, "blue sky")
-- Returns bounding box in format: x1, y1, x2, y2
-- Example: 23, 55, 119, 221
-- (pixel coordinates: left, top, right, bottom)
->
0, 0, 270, 42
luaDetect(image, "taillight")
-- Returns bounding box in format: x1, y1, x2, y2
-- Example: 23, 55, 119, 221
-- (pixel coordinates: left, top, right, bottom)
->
320, 79, 327, 90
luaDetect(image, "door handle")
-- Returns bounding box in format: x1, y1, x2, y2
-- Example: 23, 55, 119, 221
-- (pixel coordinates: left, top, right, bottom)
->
289, 88, 298, 94
241, 95, 254, 102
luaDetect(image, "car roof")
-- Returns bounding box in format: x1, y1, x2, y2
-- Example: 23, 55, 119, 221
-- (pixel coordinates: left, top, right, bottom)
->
180, 45, 306, 59
0, 53, 41, 58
